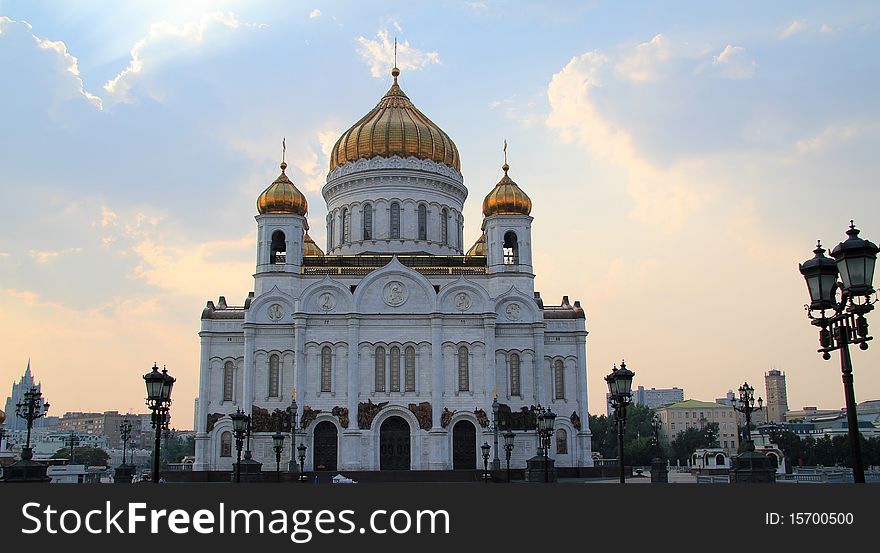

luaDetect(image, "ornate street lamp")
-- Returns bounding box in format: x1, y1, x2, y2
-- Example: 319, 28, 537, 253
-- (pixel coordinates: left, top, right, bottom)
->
800, 222, 877, 484
297, 442, 307, 482
115, 419, 135, 484
490, 393, 501, 470
481, 441, 491, 483
605, 360, 634, 485
503, 430, 515, 483
535, 404, 556, 483
287, 390, 299, 472
144, 363, 175, 484
65, 430, 79, 464
272, 430, 286, 483
1, 386, 51, 482
732, 382, 763, 451
230, 408, 249, 484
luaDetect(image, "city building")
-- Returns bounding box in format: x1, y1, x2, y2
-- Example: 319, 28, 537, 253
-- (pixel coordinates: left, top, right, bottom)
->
193, 66, 592, 472
655, 399, 740, 457
606, 385, 684, 415
763, 369, 788, 423
3, 360, 51, 432
784, 406, 843, 423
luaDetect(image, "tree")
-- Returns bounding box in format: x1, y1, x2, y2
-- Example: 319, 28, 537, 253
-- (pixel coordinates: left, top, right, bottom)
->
52, 446, 110, 467
703, 422, 720, 448
669, 427, 705, 463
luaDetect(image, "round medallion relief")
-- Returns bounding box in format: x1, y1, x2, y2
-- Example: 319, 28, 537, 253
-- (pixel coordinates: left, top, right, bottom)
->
267, 303, 284, 321
383, 281, 408, 307
454, 292, 471, 312
318, 292, 336, 312
505, 302, 522, 321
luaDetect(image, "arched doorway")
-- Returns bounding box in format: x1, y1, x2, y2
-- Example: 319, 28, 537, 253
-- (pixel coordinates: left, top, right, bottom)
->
313, 421, 338, 471
380, 416, 411, 470
452, 420, 477, 470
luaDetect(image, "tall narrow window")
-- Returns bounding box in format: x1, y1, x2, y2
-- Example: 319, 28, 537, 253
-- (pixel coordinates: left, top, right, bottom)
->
375, 346, 386, 392
223, 361, 234, 402
321, 346, 332, 392
220, 431, 232, 457
509, 353, 521, 397
340, 208, 349, 243
271, 230, 286, 264
268, 354, 280, 398
417, 204, 427, 240
363, 203, 373, 240
441, 208, 448, 245
328, 215, 334, 249
503, 231, 519, 265
390, 347, 401, 392
390, 202, 400, 239
404, 346, 416, 392
554, 359, 565, 400
458, 346, 469, 392
556, 429, 568, 454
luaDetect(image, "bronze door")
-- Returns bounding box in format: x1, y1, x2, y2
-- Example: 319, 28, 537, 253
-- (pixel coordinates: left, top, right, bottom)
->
313, 421, 338, 471
452, 420, 477, 469
379, 416, 411, 470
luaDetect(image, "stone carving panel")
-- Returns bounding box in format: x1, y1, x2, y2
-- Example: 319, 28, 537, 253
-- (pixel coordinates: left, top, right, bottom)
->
496, 403, 538, 431
504, 302, 522, 321
454, 292, 471, 312
267, 303, 284, 322
357, 399, 389, 429
319, 292, 336, 312
383, 281, 408, 307
206, 412, 224, 433
408, 402, 432, 431
440, 408, 455, 429
474, 408, 489, 428
250, 405, 293, 432
301, 405, 321, 429
570, 411, 582, 430
331, 406, 349, 429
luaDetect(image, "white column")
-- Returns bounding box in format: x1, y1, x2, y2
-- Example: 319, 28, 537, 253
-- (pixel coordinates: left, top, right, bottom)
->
294, 316, 306, 399
484, 321, 496, 411
347, 318, 360, 422
243, 326, 255, 415
533, 324, 547, 406
431, 317, 442, 429
194, 332, 212, 470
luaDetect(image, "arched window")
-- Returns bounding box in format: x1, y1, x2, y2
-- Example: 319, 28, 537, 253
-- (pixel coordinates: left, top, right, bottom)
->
268, 354, 280, 398
320, 346, 332, 392
220, 431, 232, 457
715, 453, 726, 466
223, 361, 234, 402
340, 208, 349, 243
363, 203, 373, 240
404, 346, 416, 392
418, 204, 427, 240
458, 346, 469, 392
509, 353, 521, 397
271, 230, 286, 264
390, 202, 401, 239
375, 346, 386, 392
503, 231, 519, 265
390, 347, 401, 392
554, 359, 565, 400
441, 208, 448, 245
556, 428, 568, 454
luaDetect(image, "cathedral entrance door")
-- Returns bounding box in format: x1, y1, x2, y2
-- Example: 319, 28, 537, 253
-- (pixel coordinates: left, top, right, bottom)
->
379, 416, 411, 470
452, 420, 477, 470
313, 421, 338, 471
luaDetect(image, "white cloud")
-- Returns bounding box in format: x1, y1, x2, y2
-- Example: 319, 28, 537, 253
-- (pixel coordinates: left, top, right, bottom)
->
464, 2, 489, 13
309, 9, 322, 19
795, 124, 876, 154
780, 19, 808, 39
28, 247, 83, 263
820, 23, 833, 34
487, 95, 540, 127
0, 252, 9, 258
709, 45, 756, 80
355, 29, 441, 78
0, 16, 103, 110
104, 11, 265, 102
615, 34, 671, 82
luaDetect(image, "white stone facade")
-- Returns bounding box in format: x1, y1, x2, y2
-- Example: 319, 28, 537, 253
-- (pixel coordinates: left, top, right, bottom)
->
193, 155, 592, 473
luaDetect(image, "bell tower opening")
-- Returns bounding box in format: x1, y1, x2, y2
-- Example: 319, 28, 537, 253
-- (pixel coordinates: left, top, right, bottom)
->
503, 231, 519, 265
271, 230, 287, 264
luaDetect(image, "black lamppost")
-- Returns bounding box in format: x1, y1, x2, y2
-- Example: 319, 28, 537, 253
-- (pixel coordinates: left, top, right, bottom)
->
115, 419, 134, 484
0, 425, 6, 452
732, 382, 763, 452
297, 442, 307, 482
287, 392, 299, 472
481, 441, 491, 482
272, 430, 286, 483
650, 413, 668, 483
534, 404, 557, 483
799, 222, 877, 484
230, 409, 248, 484
1, 386, 51, 482
144, 363, 175, 484
120, 420, 133, 465
490, 394, 501, 470
502, 430, 515, 483
605, 360, 635, 485
65, 430, 79, 464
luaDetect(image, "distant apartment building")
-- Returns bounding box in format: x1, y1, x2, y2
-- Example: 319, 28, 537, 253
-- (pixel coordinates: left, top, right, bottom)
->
58, 411, 152, 449
764, 369, 789, 423
606, 386, 684, 416
655, 400, 740, 457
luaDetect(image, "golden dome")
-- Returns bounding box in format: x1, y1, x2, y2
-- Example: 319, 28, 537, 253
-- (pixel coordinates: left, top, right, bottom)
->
303, 230, 324, 256
257, 161, 308, 216
482, 163, 532, 216
466, 233, 487, 256
0, 408, 5, 425
329, 68, 460, 173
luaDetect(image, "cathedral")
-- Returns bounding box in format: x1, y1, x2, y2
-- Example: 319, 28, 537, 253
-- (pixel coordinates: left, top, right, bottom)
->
193, 66, 592, 472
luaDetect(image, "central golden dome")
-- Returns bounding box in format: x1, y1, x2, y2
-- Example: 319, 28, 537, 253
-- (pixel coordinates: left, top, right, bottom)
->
329, 67, 460, 173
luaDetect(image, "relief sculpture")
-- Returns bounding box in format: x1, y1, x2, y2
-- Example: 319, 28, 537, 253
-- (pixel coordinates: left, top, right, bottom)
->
300, 405, 321, 429
407, 401, 432, 431
570, 411, 582, 430
331, 406, 350, 429
250, 405, 293, 432
357, 399, 389, 429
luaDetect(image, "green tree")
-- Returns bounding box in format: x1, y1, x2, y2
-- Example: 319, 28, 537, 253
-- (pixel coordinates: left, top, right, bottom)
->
669, 427, 705, 463
590, 405, 667, 464
703, 422, 720, 448
52, 446, 110, 466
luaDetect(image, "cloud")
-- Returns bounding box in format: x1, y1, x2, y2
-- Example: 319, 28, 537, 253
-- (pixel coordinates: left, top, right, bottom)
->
0, 16, 103, 109
355, 28, 441, 78
27, 247, 83, 263
309, 9, 322, 19
819, 23, 833, 34
104, 11, 265, 102
780, 19, 808, 39
795, 124, 876, 154
615, 34, 671, 82
708, 45, 756, 80
464, 2, 489, 13
487, 95, 541, 127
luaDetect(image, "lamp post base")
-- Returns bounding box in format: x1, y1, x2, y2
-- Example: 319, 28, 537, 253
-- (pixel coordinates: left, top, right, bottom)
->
1, 448, 50, 483
234, 457, 264, 483
114, 464, 135, 484
730, 451, 776, 483
650, 458, 668, 483
525, 455, 556, 483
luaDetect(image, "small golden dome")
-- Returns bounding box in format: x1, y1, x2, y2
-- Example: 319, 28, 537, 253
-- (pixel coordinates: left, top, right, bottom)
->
303, 230, 324, 256
0, 408, 5, 425
329, 67, 460, 172
257, 162, 308, 216
482, 163, 532, 216
466, 233, 487, 256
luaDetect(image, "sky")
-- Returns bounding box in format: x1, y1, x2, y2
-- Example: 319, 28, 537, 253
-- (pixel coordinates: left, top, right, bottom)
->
1, 1, 878, 424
